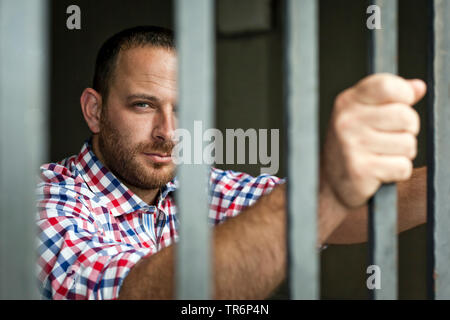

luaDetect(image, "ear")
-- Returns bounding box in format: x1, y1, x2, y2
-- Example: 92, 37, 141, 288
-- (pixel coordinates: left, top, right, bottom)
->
80, 88, 103, 134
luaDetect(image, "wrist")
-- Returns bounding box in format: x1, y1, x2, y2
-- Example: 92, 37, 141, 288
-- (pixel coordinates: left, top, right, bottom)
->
318, 168, 353, 245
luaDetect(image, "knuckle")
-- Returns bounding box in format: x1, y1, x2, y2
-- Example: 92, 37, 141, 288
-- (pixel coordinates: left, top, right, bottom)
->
354, 79, 370, 97
361, 73, 390, 88
362, 183, 378, 200
405, 134, 417, 159
347, 155, 366, 181
397, 158, 413, 180
345, 154, 380, 201
395, 105, 420, 134
411, 108, 421, 134
377, 74, 412, 102
334, 111, 354, 134
334, 89, 353, 112
360, 73, 398, 91
376, 76, 396, 98
396, 104, 411, 122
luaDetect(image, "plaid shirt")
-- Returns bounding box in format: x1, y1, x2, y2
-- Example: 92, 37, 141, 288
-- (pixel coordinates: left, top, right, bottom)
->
36, 139, 282, 300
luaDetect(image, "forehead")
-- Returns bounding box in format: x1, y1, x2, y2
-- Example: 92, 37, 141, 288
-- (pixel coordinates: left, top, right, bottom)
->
113, 46, 177, 92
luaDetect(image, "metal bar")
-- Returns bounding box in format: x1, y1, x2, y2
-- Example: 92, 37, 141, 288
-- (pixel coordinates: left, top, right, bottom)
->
0, 0, 49, 299
428, 0, 450, 300
285, 0, 319, 300
175, 0, 214, 299
367, 0, 398, 300
426, 0, 436, 301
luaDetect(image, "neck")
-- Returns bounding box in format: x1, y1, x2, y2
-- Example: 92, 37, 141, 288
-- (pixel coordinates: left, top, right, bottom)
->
91, 135, 160, 205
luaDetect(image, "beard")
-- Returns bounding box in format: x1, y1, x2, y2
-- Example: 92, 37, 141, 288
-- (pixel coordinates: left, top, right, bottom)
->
97, 109, 176, 191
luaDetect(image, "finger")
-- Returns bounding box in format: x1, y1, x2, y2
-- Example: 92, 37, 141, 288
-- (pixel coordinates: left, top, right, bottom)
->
358, 103, 420, 135
370, 155, 413, 183
360, 129, 417, 159
406, 79, 427, 103
352, 73, 423, 105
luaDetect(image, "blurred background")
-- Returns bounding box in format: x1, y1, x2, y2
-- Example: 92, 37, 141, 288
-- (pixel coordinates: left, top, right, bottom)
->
47, 0, 428, 299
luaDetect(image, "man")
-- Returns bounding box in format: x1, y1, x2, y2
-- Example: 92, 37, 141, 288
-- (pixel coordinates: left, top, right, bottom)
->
36, 26, 427, 300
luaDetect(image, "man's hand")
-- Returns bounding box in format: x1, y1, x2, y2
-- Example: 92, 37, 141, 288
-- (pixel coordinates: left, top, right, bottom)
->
323, 73, 427, 208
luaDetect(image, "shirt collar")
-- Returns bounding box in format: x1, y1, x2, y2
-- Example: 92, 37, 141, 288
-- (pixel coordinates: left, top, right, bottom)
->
74, 138, 178, 217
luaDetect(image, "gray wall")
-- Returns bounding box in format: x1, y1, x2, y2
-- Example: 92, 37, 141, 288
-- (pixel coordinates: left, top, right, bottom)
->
49, 0, 429, 299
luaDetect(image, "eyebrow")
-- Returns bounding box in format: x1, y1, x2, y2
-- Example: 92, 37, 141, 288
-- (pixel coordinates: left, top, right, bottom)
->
126, 94, 161, 104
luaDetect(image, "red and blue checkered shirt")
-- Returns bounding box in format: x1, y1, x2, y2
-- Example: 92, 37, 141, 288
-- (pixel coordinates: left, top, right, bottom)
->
36, 139, 282, 299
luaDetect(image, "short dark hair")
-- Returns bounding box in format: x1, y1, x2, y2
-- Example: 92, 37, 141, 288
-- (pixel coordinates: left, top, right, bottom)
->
92, 25, 175, 103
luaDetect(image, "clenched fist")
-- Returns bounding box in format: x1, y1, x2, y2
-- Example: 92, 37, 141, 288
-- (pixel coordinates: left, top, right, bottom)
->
323, 73, 427, 208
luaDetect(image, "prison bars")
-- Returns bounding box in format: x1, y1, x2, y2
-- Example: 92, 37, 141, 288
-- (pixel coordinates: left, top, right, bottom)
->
1, 0, 449, 301
174, 0, 321, 300
175, 0, 214, 299
428, 0, 450, 300
367, 0, 398, 300
174, 0, 450, 301
285, 0, 319, 300
0, 0, 48, 299
171, 0, 450, 300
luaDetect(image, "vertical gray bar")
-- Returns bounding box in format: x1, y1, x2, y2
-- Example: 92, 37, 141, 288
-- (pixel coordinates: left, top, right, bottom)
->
285, 0, 319, 299
368, 0, 398, 300
0, 0, 49, 299
175, 0, 214, 299
431, 0, 450, 300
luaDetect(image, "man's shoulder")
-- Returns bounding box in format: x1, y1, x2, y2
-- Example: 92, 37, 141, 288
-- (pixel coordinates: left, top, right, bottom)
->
36, 154, 93, 206
38, 154, 81, 186
36, 153, 103, 222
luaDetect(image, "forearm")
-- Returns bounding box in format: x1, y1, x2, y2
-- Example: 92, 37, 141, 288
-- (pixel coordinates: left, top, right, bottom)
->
118, 178, 350, 300
213, 174, 356, 298
212, 182, 287, 299
118, 183, 287, 299
325, 166, 427, 244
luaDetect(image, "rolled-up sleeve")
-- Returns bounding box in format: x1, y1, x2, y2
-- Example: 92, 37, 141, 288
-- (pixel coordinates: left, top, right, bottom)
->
209, 168, 286, 224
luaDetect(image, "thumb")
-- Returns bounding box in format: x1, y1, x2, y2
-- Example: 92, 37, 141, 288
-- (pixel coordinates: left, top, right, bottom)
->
407, 79, 427, 104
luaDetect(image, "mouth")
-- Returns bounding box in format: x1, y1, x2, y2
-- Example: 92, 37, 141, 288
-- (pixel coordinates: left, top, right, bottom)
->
143, 152, 173, 164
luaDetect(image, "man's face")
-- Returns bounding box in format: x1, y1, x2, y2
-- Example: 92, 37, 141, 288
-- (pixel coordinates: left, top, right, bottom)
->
98, 46, 178, 191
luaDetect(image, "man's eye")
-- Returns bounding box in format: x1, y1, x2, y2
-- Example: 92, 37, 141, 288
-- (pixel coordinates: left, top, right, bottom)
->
134, 102, 154, 109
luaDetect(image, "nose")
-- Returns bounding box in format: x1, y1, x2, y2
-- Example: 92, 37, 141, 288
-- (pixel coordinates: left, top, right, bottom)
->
151, 107, 176, 142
